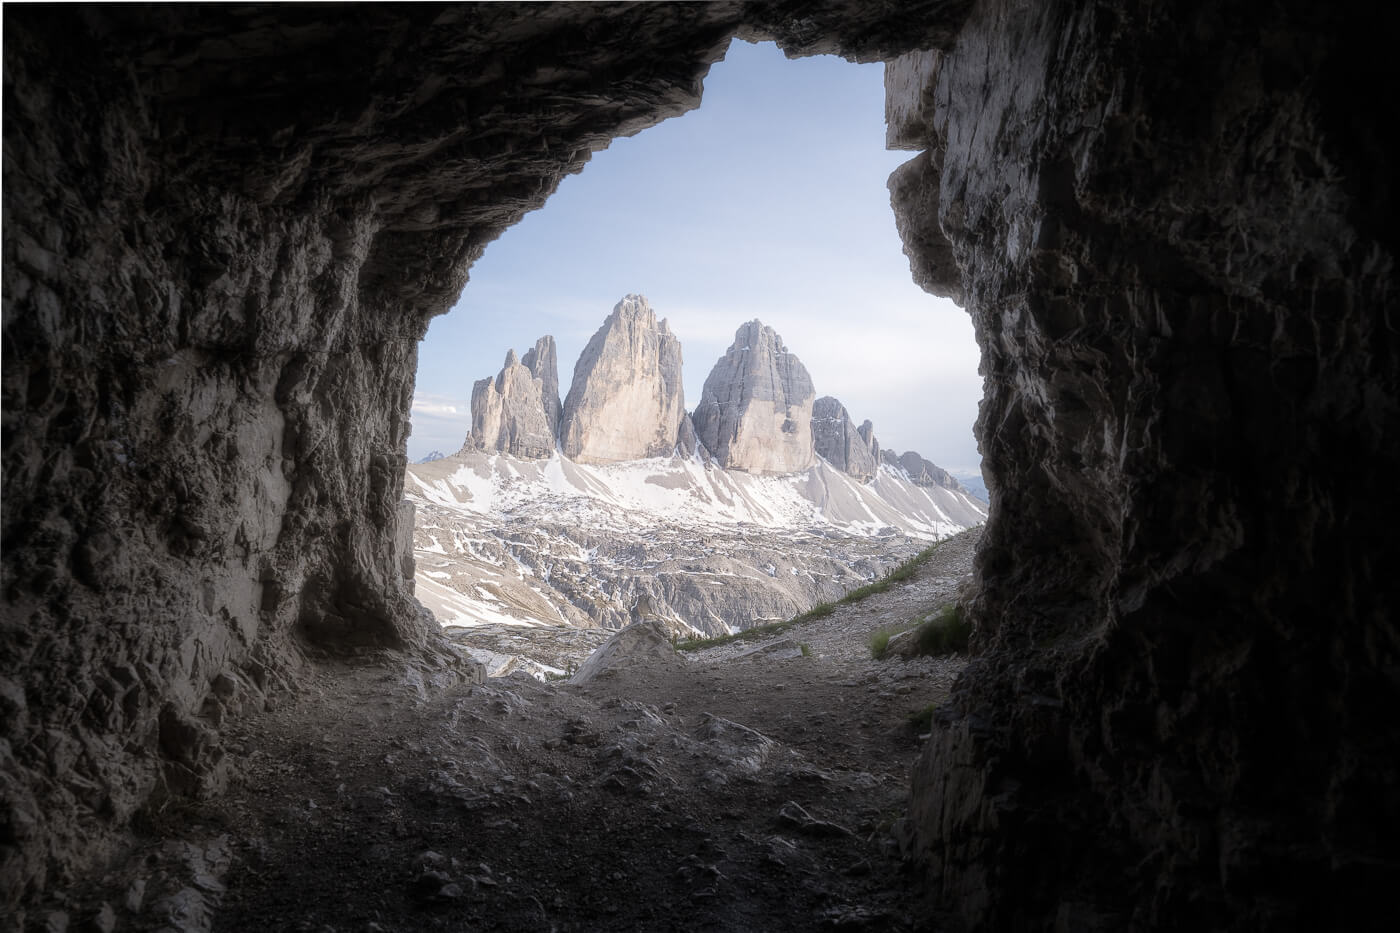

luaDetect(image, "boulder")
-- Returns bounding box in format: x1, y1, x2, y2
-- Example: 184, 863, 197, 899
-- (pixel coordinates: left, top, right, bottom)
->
568, 620, 679, 685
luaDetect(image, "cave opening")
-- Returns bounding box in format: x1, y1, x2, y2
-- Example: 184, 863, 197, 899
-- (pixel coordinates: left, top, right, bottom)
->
410, 38, 983, 492
3, 3, 1396, 929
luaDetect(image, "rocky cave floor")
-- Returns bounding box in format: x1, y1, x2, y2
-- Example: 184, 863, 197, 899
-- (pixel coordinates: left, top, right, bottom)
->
46, 531, 981, 933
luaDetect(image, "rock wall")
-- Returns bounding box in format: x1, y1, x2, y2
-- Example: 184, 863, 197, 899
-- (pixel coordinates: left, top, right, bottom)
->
693, 320, 818, 474
559, 295, 687, 463
811, 396, 879, 482
0, 5, 769, 908
467, 338, 560, 460
888, 0, 1399, 928
3, 0, 1395, 926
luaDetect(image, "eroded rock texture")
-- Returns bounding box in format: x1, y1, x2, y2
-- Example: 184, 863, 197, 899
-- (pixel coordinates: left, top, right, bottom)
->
888, 1, 1399, 929
882, 448, 967, 495
693, 320, 818, 474
5, 2, 974, 908
559, 295, 687, 463
3, 0, 1395, 927
467, 337, 560, 459
811, 396, 879, 482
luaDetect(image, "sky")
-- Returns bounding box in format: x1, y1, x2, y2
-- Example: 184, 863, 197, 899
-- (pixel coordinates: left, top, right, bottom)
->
410, 39, 984, 478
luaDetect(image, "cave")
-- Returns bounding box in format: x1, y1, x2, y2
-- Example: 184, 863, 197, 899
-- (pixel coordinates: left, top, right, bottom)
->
2, 1, 1395, 929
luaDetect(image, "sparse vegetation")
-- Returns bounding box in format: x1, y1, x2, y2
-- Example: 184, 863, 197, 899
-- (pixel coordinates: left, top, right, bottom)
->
912, 603, 971, 656
908, 702, 939, 732
673, 603, 833, 652
676, 540, 943, 653
799, 642, 812, 658
868, 625, 911, 660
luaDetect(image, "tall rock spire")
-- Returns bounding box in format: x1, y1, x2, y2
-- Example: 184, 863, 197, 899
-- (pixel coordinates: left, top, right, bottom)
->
466, 336, 560, 459
559, 295, 686, 463
811, 396, 878, 482
692, 320, 816, 474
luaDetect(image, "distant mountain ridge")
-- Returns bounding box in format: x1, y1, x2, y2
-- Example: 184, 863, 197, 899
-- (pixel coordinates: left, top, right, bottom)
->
406, 294, 987, 637
461, 293, 970, 497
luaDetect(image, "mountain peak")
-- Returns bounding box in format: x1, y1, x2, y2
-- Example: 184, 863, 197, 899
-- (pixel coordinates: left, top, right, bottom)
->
466, 336, 560, 460
693, 321, 816, 474
559, 295, 686, 463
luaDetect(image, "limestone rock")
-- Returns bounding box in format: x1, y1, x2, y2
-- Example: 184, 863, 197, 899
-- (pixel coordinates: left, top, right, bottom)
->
559, 296, 686, 463
568, 620, 679, 686
467, 337, 560, 460
692, 321, 816, 474
856, 420, 880, 463
811, 397, 878, 483
676, 412, 710, 461
880, 449, 966, 495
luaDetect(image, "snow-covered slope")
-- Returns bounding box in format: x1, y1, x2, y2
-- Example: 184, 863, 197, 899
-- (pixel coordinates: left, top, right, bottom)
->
404, 449, 987, 637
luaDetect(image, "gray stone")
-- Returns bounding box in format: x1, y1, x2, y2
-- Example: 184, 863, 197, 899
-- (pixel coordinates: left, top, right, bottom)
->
811, 397, 879, 483
568, 620, 680, 686
881, 449, 967, 494
559, 296, 686, 463
693, 321, 816, 474
467, 336, 561, 460
3, 3, 1395, 929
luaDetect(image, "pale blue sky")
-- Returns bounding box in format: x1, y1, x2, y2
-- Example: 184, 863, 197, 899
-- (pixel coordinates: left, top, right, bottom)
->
411, 40, 984, 477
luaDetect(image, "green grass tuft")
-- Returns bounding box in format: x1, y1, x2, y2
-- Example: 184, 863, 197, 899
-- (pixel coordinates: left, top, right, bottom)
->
912, 603, 972, 656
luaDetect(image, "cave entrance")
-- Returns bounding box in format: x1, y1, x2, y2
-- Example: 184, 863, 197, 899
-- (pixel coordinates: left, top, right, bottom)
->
409, 39, 982, 490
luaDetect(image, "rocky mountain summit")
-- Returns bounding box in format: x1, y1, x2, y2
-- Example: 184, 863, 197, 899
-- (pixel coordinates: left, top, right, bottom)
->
559, 295, 686, 463
812, 396, 880, 482
693, 320, 818, 474
467, 336, 561, 460
464, 295, 963, 495
424, 296, 986, 651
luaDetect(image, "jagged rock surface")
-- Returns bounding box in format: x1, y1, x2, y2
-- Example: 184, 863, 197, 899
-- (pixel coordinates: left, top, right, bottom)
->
467, 337, 560, 460
559, 296, 686, 463
882, 449, 967, 495
811, 396, 879, 482
405, 449, 986, 638
3, 1, 1396, 928
693, 321, 817, 474
887, 3, 1398, 929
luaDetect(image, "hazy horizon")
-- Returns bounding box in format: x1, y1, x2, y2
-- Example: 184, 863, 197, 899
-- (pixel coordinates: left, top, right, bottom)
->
410, 40, 984, 479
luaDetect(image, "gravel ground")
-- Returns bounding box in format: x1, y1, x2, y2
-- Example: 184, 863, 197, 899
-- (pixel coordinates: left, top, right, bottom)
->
38, 528, 981, 933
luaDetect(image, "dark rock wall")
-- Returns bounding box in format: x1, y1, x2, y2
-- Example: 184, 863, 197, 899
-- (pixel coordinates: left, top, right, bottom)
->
0, 3, 741, 906
1, 1, 974, 910
889, 0, 1398, 927
4, 0, 1394, 926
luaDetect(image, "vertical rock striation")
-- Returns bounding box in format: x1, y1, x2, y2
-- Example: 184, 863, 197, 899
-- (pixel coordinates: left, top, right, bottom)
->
811, 396, 879, 482
856, 420, 879, 461
467, 337, 560, 460
887, 1, 1399, 928
559, 295, 687, 463
693, 321, 817, 474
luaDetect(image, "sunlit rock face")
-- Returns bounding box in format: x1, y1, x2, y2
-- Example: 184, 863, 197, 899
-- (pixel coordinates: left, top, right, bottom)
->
693, 320, 817, 474
467, 337, 560, 459
887, 1, 1398, 928
559, 295, 687, 463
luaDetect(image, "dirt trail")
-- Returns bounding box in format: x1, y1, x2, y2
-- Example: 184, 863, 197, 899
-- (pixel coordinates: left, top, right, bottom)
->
57, 529, 979, 933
